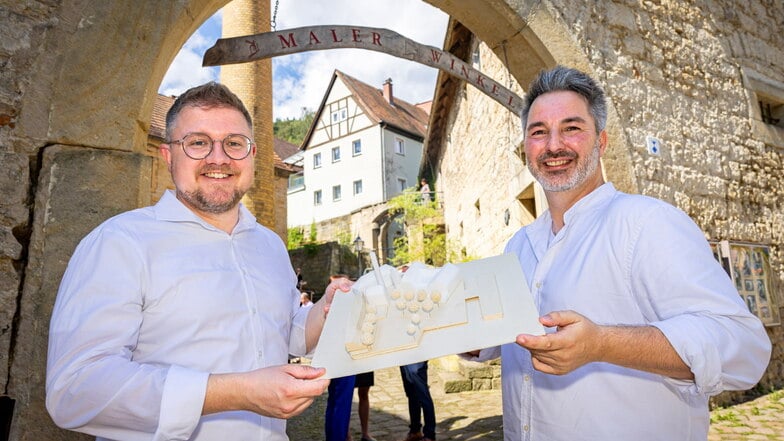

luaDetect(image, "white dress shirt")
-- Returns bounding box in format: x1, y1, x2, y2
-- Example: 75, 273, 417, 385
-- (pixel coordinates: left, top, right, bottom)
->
47, 190, 309, 441
476, 183, 771, 441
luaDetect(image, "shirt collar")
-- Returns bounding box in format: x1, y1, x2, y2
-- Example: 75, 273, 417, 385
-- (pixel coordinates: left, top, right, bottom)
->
153, 190, 257, 234
527, 182, 617, 258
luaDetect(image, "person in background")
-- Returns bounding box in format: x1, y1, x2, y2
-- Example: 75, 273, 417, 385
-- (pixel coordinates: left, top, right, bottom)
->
295, 267, 307, 290
397, 264, 436, 441
466, 66, 771, 440
300, 291, 313, 307
324, 273, 356, 441
46, 81, 351, 441
349, 371, 377, 441
398, 362, 436, 441
325, 375, 356, 441
419, 178, 431, 203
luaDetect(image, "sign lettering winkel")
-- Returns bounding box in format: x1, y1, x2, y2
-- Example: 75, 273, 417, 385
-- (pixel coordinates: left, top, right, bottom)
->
203, 25, 523, 114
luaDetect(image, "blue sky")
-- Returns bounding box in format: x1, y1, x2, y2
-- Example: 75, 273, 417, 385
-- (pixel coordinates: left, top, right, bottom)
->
158, 0, 449, 121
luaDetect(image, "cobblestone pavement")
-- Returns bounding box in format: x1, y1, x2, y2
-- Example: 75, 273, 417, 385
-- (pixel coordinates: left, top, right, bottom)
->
287, 363, 784, 440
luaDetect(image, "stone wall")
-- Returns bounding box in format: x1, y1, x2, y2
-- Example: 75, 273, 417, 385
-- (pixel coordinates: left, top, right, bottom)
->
435, 0, 784, 404
289, 242, 360, 297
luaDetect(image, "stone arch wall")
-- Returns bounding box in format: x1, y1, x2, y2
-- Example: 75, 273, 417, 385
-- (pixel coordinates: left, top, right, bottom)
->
3, 2, 234, 439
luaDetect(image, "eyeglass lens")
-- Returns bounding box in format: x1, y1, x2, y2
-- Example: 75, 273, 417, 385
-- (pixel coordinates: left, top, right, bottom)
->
181, 133, 251, 160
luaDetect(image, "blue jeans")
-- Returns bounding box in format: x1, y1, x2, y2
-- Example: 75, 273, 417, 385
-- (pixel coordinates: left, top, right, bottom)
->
325, 375, 356, 441
400, 361, 436, 439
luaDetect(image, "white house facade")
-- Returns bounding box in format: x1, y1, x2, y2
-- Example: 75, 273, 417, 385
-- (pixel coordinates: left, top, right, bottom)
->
287, 71, 429, 228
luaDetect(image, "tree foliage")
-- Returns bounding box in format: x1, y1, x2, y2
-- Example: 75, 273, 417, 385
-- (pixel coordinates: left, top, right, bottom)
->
387, 188, 470, 267
273, 108, 315, 145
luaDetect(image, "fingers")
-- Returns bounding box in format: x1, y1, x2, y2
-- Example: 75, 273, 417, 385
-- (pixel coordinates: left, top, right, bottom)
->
515, 333, 552, 351
539, 310, 580, 328
323, 279, 354, 300
284, 364, 327, 381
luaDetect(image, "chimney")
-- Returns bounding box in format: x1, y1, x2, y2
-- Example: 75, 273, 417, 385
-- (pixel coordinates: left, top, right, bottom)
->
383, 78, 394, 105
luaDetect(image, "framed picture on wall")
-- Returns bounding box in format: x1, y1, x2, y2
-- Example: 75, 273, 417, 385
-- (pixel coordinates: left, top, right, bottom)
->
713, 241, 780, 327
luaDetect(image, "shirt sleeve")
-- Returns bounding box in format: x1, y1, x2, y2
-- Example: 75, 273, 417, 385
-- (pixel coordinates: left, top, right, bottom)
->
46, 223, 208, 439
628, 203, 771, 396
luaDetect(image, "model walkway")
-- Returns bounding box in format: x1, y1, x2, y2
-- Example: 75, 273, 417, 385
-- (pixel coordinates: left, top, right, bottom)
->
287, 363, 784, 440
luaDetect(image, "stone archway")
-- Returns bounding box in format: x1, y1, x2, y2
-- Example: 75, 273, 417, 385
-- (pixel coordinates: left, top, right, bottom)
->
5, 1, 640, 439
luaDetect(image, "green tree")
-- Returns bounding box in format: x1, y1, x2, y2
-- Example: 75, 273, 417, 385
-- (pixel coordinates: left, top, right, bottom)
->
387, 188, 469, 267
273, 108, 314, 145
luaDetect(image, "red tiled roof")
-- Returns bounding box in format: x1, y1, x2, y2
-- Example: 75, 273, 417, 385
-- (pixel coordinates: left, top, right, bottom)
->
336, 70, 430, 138
274, 137, 301, 161
150, 94, 176, 140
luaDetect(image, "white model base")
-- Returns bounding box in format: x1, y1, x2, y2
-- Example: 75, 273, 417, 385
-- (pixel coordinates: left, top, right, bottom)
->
310, 253, 543, 379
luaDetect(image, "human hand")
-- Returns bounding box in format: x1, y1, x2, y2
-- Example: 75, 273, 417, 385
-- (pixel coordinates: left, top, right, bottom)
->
205, 364, 329, 419
321, 276, 353, 316
515, 310, 602, 375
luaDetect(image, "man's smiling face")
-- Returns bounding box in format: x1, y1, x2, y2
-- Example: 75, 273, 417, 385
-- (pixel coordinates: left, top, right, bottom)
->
161, 105, 256, 216
524, 90, 605, 194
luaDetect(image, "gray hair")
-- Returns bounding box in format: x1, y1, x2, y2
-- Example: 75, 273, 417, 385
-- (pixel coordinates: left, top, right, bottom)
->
520, 66, 607, 134
165, 81, 253, 141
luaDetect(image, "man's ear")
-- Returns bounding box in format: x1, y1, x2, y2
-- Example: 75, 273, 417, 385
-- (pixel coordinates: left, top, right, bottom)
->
598, 130, 608, 156
159, 143, 173, 172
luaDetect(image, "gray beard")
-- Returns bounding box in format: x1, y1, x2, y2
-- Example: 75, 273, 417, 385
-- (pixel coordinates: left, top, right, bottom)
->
530, 142, 601, 192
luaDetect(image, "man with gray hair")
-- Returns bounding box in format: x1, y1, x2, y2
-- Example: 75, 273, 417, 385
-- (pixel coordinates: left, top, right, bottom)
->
468, 66, 770, 440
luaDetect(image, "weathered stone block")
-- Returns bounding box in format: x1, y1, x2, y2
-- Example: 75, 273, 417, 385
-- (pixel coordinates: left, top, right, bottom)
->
9, 145, 151, 441
472, 378, 493, 391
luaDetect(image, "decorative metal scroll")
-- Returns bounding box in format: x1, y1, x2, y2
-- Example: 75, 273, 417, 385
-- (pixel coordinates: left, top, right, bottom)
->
203, 25, 523, 115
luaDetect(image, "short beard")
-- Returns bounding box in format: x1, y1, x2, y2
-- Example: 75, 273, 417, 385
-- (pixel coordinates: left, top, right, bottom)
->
530, 141, 601, 192
177, 188, 244, 214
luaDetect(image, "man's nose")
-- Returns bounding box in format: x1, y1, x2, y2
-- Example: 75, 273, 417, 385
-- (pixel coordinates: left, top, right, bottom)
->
544, 132, 562, 151
205, 139, 231, 163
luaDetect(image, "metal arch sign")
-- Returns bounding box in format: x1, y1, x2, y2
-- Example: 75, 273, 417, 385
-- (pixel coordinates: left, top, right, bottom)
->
203, 25, 523, 115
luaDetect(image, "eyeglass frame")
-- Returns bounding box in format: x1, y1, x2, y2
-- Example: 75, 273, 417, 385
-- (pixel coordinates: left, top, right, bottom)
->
166, 132, 255, 160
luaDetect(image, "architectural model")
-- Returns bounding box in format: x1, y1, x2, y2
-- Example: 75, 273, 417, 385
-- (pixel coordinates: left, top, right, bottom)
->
311, 253, 544, 379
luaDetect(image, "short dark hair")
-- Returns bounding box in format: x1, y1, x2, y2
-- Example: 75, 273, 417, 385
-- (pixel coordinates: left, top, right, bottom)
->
165, 82, 253, 141
521, 66, 607, 134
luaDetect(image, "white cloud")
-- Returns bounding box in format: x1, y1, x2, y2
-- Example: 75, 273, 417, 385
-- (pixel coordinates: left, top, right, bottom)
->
159, 1, 448, 120
159, 12, 222, 96
271, 0, 448, 120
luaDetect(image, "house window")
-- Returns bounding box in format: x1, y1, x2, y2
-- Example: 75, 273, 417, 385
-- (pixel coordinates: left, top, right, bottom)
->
313, 152, 322, 169
397, 178, 407, 192
332, 146, 341, 163
332, 185, 342, 201
394, 137, 405, 155
331, 107, 348, 123
741, 67, 784, 147
713, 241, 779, 326
352, 139, 362, 156
759, 98, 783, 128
353, 179, 363, 195
287, 172, 304, 191
313, 190, 322, 205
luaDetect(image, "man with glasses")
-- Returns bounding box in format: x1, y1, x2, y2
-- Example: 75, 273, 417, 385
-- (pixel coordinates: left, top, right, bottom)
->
46, 82, 349, 440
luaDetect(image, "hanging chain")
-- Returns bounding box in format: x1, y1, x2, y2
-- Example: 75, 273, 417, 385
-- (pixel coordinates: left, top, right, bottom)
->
270, 0, 280, 31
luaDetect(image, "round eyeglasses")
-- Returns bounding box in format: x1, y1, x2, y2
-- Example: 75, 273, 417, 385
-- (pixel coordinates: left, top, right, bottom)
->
168, 132, 253, 160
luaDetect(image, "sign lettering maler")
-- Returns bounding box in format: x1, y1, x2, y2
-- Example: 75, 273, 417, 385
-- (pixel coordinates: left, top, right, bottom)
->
203, 25, 523, 115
